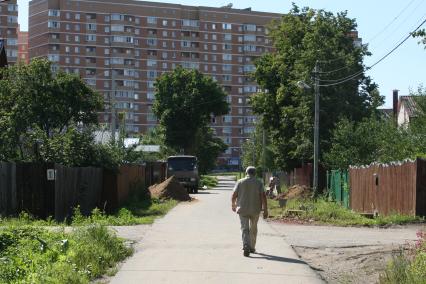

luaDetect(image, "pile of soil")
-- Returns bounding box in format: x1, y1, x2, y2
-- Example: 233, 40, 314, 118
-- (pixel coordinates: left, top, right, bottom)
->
275, 185, 312, 200
149, 176, 191, 201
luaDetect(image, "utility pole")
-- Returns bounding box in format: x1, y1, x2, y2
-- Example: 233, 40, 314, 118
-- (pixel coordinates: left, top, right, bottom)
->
262, 128, 266, 180
313, 61, 320, 195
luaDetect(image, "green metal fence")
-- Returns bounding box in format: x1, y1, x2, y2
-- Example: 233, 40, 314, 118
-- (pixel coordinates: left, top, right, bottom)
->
327, 170, 350, 208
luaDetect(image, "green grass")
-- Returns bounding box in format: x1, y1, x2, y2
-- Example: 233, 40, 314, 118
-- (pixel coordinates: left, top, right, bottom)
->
268, 197, 422, 226
379, 231, 426, 284
0, 224, 132, 283
0, 198, 178, 227
200, 175, 218, 189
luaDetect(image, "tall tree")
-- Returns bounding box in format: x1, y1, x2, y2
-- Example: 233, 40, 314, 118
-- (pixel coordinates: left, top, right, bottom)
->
0, 58, 103, 161
251, 5, 383, 171
153, 66, 229, 159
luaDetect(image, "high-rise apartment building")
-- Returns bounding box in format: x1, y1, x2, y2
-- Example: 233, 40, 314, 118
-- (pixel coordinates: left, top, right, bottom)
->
18, 27, 29, 64
0, 0, 19, 65
29, 0, 281, 165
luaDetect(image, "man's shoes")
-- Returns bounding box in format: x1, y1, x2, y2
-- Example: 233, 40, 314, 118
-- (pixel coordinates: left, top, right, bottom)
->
243, 245, 250, 257
250, 248, 256, 253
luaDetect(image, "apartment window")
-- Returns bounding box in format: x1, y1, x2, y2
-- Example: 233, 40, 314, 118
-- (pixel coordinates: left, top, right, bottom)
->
182, 19, 199, 28
65, 46, 70, 53
65, 35, 70, 42
147, 70, 157, 79
104, 48, 110, 55
172, 20, 176, 27
162, 20, 168, 26
86, 24, 97, 31
223, 75, 232, 81
65, 24, 70, 30
105, 15, 110, 22
212, 34, 217, 41
243, 45, 257, 52
161, 52, 168, 59
162, 41, 167, 48
147, 38, 157, 46
212, 65, 217, 72
147, 81, 155, 89
47, 54, 59, 62
162, 62, 168, 69
204, 44, 208, 50
147, 92, 155, 100
172, 31, 176, 38
111, 24, 124, 32
212, 23, 216, 30
222, 23, 232, 30
47, 21, 60, 29
65, 12, 71, 19
243, 24, 256, 31
222, 54, 232, 61
243, 35, 256, 42
162, 31, 168, 37
8, 4, 18, 12
74, 58, 80, 64
111, 14, 124, 21
212, 55, 217, 61
75, 13, 80, 20
65, 57, 70, 64
135, 17, 140, 24
147, 16, 157, 24
74, 35, 80, 42
74, 46, 80, 53
105, 26, 110, 33
7, 38, 17, 46
212, 44, 217, 51
223, 116, 232, 123
48, 9, 60, 17
223, 34, 232, 41
74, 24, 80, 31
147, 59, 157, 67
223, 43, 232, 51
86, 34, 96, 42
222, 64, 232, 72
238, 98, 244, 104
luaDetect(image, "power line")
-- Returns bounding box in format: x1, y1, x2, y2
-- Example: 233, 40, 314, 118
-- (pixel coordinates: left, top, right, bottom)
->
318, 15, 426, 87
317, 0, 423, 72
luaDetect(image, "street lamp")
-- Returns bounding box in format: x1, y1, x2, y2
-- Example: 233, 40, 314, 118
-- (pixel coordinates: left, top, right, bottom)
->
297, 62, 320, 194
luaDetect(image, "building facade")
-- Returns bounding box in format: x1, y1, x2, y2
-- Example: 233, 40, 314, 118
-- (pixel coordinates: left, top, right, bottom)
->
17, 27, 29, 64
29, 0, 281, 165
0, 0, 19, 65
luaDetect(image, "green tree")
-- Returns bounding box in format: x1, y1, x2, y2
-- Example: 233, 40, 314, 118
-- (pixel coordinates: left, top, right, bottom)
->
251, 5, 383, 171
153, 66, 229, 172
0, 59, 103, 161
324, 116, 421, 169
194, 125, 228, 174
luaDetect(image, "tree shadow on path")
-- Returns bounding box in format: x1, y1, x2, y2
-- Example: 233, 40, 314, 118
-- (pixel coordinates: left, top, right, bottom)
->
250, 252, 307, 265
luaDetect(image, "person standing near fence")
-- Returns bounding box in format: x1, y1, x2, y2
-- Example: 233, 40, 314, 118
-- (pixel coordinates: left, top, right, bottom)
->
231, 166, 268, 257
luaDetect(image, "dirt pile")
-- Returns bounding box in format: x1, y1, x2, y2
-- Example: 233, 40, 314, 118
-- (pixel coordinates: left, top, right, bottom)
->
149, 176, 191, 201
275, 185, 312, 200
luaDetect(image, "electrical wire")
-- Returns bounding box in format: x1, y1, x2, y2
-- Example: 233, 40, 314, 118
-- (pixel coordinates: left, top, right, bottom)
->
316, 0, 423, 72
317, 16, 426, 87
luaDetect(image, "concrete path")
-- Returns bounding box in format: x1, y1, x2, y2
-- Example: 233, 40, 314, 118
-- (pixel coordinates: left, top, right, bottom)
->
110, 176, 323, 284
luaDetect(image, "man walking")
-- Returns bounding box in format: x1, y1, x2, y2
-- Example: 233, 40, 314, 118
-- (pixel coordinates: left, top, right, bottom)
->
232, 166, 268, 257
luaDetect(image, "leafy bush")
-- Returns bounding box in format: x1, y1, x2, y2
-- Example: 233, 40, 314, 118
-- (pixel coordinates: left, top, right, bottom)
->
200, 175, 218, 188
0, 225, 131, 283
380, 231, 426, 284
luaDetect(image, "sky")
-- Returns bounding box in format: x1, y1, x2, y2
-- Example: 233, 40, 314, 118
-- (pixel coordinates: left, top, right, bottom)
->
18, 0, 426, 108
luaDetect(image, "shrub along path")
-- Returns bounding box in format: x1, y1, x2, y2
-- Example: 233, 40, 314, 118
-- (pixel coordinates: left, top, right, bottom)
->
110, 176, 323, 284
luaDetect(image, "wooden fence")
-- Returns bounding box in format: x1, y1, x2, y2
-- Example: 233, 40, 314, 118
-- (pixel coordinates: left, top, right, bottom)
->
350, 158, 426, 216
0, 162, 167, 220
0, 162, 16, 216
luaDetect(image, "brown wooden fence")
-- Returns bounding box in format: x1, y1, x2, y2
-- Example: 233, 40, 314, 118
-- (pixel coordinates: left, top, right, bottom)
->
55, 165, 103, 221
0, 162, 167, 220
0, 162, 16, 216
350, 158, 426, 216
